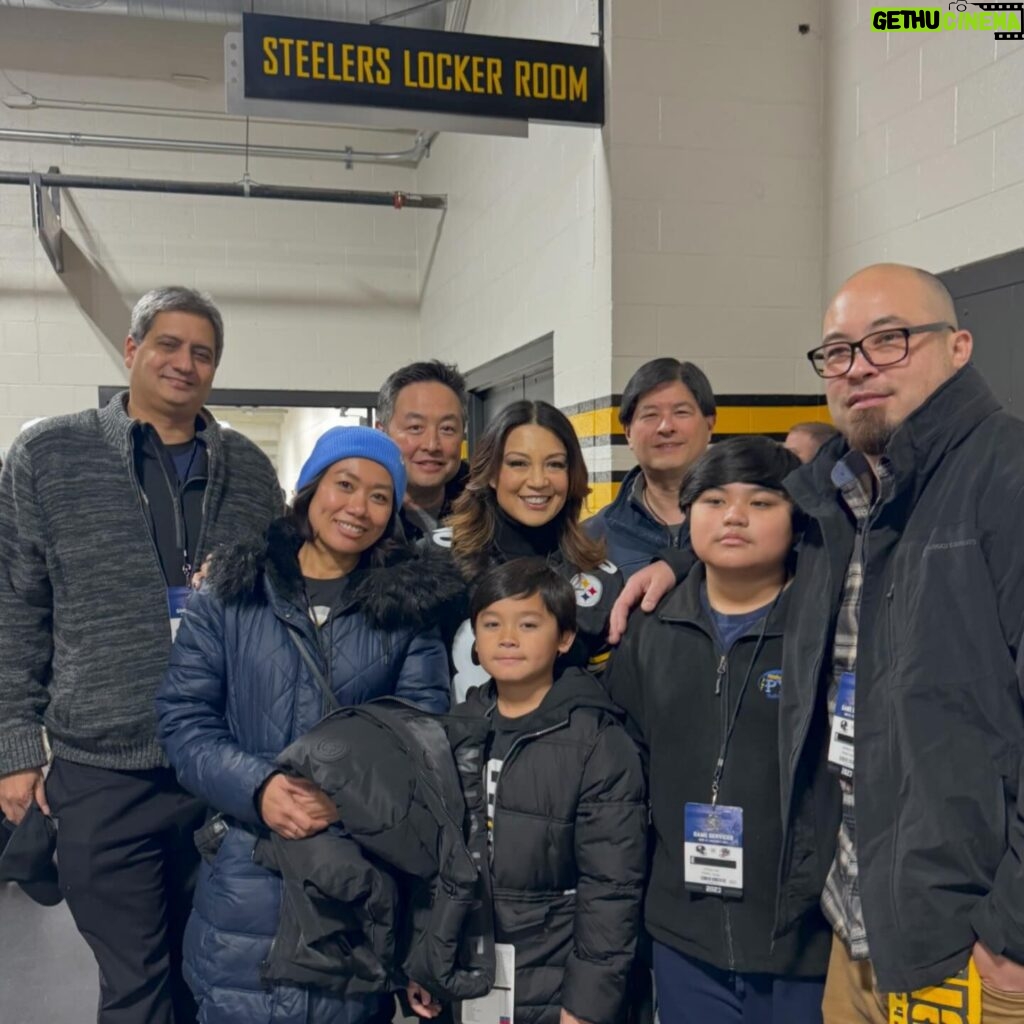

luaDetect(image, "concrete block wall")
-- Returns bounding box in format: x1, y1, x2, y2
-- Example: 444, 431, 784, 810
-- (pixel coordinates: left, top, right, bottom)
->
0, 20, 423, 449
825, 0, 1024, 293
607, 0, 826, 404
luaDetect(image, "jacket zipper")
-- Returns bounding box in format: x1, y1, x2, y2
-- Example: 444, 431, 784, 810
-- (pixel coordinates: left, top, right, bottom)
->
127, 434, 169, 586
490, 713, 570, 851
715, 652, 736, 970
152, 438, 192, 581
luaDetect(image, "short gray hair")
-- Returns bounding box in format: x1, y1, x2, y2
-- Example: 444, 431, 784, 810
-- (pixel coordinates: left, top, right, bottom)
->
376, 360, 467, 427
129, 286, 225, 366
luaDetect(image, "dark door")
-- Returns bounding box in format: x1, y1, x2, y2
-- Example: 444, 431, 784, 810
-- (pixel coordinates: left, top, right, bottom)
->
941, 249, 1024, 412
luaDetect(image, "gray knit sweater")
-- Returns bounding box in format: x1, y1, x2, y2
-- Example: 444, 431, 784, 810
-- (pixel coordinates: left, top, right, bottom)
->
0, 394, 284, 774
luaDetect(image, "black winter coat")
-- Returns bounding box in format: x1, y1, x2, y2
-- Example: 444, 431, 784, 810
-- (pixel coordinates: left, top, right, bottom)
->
253, 700, 494, 1002
453, 670, 647, 1024
606, 566, 831, 977
778, 365, 1024, 993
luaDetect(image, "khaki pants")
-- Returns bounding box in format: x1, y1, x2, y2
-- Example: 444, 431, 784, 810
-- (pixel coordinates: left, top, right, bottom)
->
822, 934, 1024, 1024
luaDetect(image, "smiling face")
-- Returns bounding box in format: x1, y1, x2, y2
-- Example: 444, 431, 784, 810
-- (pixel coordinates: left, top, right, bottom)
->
624, 379, 715, 477
306, 457, 395, 570
490, 424, 569, 526
473, 591, 575, 689
688, 482, 794, 575
384, 381, 464, 502
822, 265, 973, 455
124, 311, 217, 422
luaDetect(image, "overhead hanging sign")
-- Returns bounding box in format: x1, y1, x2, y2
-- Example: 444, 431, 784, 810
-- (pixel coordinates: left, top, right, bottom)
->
239, 13, 604, 129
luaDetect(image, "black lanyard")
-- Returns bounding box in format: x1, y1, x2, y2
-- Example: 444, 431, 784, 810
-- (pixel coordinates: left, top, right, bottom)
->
709, 586, 785, 806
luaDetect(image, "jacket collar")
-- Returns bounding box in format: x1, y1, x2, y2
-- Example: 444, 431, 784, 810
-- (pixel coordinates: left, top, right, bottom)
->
99, 390, 224, 465
785, 364, 1000, 517
657, 561, 790, 639
204, 517, 466, 631
603, 465, 669, 537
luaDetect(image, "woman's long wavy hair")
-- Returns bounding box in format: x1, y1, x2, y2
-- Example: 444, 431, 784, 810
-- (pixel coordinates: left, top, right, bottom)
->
446, 400, 606, 579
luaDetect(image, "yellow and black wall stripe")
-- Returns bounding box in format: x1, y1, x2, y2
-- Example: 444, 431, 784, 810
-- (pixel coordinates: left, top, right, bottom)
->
565, 393, 832, 513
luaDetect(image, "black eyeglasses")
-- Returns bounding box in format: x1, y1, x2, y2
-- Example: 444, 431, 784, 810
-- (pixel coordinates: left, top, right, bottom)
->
806, 322, 955, 379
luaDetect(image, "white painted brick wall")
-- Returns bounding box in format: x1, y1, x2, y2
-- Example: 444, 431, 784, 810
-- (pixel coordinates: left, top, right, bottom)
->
607, 0, 825, 397
825, 2, 1024, 294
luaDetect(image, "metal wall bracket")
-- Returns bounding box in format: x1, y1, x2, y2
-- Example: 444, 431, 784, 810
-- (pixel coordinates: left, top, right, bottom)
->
30, 165, 64, 274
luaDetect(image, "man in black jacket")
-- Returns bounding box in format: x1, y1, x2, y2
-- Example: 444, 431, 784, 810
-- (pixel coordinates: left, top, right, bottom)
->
778, 264, 1024, 1022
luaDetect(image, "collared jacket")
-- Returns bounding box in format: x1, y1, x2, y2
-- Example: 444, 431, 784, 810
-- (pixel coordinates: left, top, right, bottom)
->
451, 670, 647, 1024
606, 565, 831, 977
0, 392, 282, 774
777, 365, 1024, 993
156, 519, 458, 1024
584, 466, 691, 580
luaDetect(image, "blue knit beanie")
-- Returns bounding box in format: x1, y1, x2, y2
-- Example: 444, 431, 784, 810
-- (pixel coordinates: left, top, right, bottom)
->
295, 426, 407, 506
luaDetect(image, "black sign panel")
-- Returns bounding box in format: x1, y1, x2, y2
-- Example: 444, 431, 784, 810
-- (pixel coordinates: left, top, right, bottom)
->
242, 13, 604, 126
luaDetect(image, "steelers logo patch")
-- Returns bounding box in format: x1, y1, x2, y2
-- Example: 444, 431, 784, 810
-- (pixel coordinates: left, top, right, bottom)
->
570, 572, 603, 607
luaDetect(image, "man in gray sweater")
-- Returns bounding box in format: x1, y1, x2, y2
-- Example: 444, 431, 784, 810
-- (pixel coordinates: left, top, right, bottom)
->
0, 287, 284, 1024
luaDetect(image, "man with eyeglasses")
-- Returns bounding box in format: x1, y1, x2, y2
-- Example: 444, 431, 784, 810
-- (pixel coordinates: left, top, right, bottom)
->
612, 263, 1024, 1023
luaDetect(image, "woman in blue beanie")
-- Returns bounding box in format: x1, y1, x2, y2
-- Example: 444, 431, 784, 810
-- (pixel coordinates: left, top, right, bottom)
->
156, 426, 462, 1024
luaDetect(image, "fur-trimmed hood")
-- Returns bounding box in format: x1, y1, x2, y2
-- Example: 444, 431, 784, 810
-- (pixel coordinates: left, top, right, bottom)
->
204, 517, 466, 632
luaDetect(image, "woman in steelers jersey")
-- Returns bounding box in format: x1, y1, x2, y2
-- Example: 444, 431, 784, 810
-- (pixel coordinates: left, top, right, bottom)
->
430, 399, 622, 703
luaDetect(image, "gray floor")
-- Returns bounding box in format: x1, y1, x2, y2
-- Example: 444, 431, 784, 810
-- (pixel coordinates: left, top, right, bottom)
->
0, 882, 98, 1024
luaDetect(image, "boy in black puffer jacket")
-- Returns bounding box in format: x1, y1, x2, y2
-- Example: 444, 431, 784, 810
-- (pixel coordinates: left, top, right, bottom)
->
406, 558, 646, 1024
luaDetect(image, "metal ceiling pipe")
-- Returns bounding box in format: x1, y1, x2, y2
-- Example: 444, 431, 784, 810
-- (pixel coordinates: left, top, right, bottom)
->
0, 127, 430, 165
0, 170, 447, 208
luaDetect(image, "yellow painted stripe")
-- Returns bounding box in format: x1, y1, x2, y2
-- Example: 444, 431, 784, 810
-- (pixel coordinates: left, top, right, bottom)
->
568, 407, 621, 439
582, 481, 617, 520
570, 404, 832, 440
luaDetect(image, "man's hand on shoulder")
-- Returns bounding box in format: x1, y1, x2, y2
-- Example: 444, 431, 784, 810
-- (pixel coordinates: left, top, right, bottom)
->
0, 767, 49, 825
607, 561, 677, 644
974, 940, 1024, 993
560, 1009, 594, 1024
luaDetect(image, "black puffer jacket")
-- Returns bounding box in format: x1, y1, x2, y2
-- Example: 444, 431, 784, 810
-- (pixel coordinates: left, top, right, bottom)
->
452, 670, 647, 1024
254, 700, 494, 1001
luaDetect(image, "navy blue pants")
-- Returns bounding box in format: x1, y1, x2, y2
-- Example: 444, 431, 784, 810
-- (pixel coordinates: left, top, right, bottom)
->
653, 941, 825, 1024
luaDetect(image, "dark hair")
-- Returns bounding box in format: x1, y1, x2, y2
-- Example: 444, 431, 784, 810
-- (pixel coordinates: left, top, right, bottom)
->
787, 421, 838, 444
376, 359, 468, 427
679, 436, 801, 513
284, 470, 411, 569
446, 400, 606, 578
619, 358, 716, 427
470, 558, 577, 636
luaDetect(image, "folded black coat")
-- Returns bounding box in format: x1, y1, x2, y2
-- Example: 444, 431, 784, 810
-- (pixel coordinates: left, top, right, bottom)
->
254, 699, 495, 1001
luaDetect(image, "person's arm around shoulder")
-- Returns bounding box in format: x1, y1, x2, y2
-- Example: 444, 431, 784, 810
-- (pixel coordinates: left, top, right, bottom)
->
155, 587, 278, 825
0, 439, 54, 823
561, 721, 647, 1024
607, 556, 681, 645
393, 624, 451, 713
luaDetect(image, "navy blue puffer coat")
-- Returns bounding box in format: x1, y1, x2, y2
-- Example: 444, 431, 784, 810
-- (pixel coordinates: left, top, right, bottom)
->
156, 520, 460, 1024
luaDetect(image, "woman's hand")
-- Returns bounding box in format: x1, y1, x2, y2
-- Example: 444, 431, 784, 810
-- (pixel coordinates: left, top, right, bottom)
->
607, 561, 677, 643
258, 773, 339, 840
406, 981, 443, 1018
